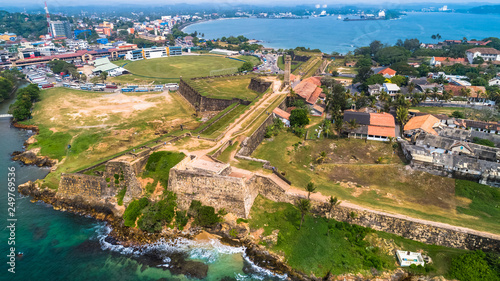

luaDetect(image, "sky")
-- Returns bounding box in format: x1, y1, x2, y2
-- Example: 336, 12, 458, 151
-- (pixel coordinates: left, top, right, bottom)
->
2, 0, 500, 7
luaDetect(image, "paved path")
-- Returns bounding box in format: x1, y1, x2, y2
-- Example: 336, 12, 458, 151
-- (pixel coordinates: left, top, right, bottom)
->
161, 78, 500, 241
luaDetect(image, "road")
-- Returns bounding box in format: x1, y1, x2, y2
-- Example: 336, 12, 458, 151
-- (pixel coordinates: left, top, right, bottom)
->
254, 54, 284, 75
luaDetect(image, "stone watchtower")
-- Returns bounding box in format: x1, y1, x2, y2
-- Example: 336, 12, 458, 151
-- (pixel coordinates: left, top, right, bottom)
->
284, 55, 292, 86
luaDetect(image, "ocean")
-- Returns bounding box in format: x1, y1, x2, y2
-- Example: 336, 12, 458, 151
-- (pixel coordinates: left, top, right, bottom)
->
183, 12, 500, 54
0, 87, 283, 281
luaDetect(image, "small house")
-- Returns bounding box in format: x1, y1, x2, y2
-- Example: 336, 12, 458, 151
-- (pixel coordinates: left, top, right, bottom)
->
396, 250, 425, 267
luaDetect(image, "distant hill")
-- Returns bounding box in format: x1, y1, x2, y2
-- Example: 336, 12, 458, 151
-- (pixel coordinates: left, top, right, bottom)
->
467, 5, 500, 14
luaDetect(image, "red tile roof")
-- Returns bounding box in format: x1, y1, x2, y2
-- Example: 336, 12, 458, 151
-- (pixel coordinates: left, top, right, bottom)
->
369, 112, 395, 127
404, 114, 440, 135
367, 125, 396, 138
307, 87, 323, 104
433, 57, 467, 63
378, 68, 396, 76
303, 76, 322, 87
273, 108, 290, 120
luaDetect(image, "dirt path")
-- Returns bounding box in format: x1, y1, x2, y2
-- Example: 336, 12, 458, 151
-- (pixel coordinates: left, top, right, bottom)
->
273, 181, 500, 240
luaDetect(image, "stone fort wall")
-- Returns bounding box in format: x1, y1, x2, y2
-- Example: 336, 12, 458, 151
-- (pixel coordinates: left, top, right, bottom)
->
169, 168, 258, 218
178, 74, 272, 112
57, 173, 107, 200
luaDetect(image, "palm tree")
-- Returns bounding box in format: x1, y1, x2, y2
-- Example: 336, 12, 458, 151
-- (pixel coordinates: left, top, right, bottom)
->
347, 119, 359, 131
432, 86, 439, 100
396, 106, 409, 136
424, 88, 431, 101
407, 82, 415, 95
305, 182, 316, 199
296, 199, 311, 230
327, 196, 339, 213
334, 116, 343, 138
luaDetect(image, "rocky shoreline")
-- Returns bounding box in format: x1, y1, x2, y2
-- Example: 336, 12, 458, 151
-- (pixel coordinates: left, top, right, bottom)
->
17, 181, 311, 280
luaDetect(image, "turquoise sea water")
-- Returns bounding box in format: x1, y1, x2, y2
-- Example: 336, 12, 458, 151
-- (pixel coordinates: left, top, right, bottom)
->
0, 88, 283, 281
183, 12, 500, 54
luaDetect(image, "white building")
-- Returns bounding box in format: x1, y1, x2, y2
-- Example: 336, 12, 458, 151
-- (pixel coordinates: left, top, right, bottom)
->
209, 49, 239, 56
489, 78, 500, 86
396, 250, 425, 267
378, 10, 386, 18
466, 48, 500, 64
383, 83, 400, 96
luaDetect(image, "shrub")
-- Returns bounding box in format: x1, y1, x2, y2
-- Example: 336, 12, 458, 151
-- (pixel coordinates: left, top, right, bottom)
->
448, 250, 500, 281
175, 210, 189, 230
472, 137, 495, 147
236, 218, 248, 224
123, 198, 149, 227
189, 200, 222, 227
136, 193, 177, 232
116, 186, 127, 206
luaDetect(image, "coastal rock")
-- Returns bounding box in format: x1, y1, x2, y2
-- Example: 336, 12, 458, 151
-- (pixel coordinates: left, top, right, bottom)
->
12, 149, 57, 167
12, 122, 39, 133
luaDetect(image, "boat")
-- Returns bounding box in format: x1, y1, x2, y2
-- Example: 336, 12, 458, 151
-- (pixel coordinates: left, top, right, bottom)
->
319, 10, 327, 17
17, 252, 23, 257
338, 15, 342, 20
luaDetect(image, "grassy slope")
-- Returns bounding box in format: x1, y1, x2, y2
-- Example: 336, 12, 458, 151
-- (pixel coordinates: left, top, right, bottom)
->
25, 87, 196, 189
201, 104, 248, 138
188, 75, 260, 100
249, 196, 464, 277
251, 132, 500, 234
123, 55, 244, 79
410, 106, 465, 116
237, 55, 261, 66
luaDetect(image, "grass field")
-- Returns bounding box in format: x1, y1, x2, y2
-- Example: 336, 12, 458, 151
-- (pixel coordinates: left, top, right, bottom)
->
250, 132, 500, 234
187, 75, 260, 100
410, 106, 465, 116
237, 55, 260, 66
249, 196, 464, 277
201, 104, 248, 138
123, 55, 245, 79
25, 87, 196, 189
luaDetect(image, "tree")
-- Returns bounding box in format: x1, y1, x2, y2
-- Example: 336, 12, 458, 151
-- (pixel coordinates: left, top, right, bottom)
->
289, 108, 309, 127
365, 74, 385, 85
374, 46, 411, 65
355, 56, 372, 68
100, 71, 108, 83
369, 40, 383, 56
305, 182, 316, 199
334, 116, 343, 137
296, 199, 311, 230
396, 106, 409, 135
0, 76, 13, 99
390, 75, 408, 87
353, 66, 374, 84
347, 119, 359, 131
238, 61, 253, 72
327, 196, 339, 213
452, 110, 465, 119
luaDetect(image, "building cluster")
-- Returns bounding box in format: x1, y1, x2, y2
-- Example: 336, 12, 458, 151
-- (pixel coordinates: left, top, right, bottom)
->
402, 113, 500, 187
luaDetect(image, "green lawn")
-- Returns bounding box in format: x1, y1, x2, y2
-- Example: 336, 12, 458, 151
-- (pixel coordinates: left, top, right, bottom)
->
249, 196, 463, 277
237, 55, 261, 66
142, 151, 185, 194
123, 55, 245, 79
216, 141, 239, 163
24, 87, 196, 189
193, 103, 239, 134
187, 75, 260, 100
250, 132, 500, 235
410, 106, 464, 116
201, 104, 248, 138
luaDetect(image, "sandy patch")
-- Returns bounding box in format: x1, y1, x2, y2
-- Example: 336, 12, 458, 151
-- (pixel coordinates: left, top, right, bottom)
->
194, 231, 221, 242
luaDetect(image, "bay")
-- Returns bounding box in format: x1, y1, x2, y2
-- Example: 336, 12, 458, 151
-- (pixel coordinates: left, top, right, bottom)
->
183, 12, 500, 54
